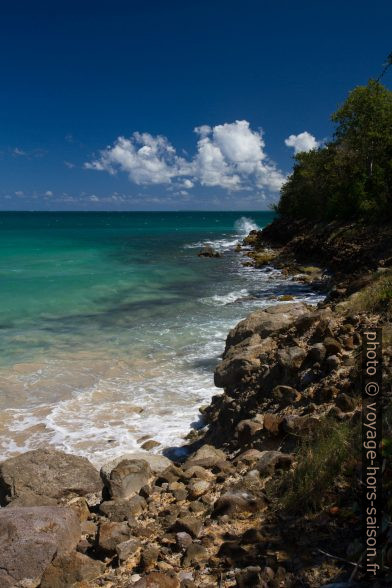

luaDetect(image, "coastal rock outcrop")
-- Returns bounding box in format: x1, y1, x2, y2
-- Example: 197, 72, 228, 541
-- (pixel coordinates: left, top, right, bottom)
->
197, 244, 222, 258
0, 448, 102, 506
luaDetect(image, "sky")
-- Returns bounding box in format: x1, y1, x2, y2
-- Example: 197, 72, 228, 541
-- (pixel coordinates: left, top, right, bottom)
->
0, 0, 391, 211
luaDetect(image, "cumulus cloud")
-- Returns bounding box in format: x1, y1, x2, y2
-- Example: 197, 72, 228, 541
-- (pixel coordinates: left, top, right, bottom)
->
85, 120, 286, 194
284, 131, 319, 154
45, 190, 53, 197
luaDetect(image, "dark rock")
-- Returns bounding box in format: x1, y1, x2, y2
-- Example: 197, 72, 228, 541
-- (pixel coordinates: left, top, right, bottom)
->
176, 531, 193, 550
198, 245, 222, 258
326, 354, 341, 371
212, 489, 265, 517
272, 385, 299, 405
307, 343, 327, 364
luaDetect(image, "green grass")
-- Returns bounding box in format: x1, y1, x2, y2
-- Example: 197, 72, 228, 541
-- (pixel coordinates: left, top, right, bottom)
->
349, 269, 392, 318
269, 418, 360, 513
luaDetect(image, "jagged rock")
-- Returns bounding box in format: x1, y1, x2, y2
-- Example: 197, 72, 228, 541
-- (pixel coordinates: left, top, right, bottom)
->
225, 303, 309, 350
197, 245, 222, 258
102, 459, 153, 500
141, 440, 161, 450
67, 496, 90, 522
235, 449, 265, 465
0, 448, 102, 506
182, 465, 214, 481
256, 451, 293, 475
99, 495, 147, 521
98, 520, 133, 553
0, 506, 81, 588
40, 552, 105, 587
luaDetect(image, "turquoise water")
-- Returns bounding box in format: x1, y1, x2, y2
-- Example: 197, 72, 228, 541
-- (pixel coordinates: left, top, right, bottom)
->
0, 211, 321, 464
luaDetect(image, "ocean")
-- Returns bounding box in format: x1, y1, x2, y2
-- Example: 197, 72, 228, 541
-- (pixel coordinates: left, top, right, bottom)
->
0, 211, 322, 465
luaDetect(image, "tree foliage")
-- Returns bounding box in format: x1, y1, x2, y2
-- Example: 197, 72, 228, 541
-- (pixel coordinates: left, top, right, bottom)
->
277, 80, 392, 221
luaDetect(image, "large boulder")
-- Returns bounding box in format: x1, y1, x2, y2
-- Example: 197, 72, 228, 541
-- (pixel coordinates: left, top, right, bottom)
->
225, 303, 309, 351
197, 245, 222, 258
0, 448, 103, 506
40, 552, 105, 588
0, 506, 81, 587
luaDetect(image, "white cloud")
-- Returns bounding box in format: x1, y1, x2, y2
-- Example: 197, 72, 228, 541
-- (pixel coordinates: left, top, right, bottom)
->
14, 190, 24, 197
85, 120, 286, 194
64, 161, 76, 169
13, 147, 27, 157
45, 190, 53, 197
284, 131, 319, 154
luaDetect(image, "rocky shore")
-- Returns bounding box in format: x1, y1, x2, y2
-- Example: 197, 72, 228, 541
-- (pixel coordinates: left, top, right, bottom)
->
1, 219, 391, 587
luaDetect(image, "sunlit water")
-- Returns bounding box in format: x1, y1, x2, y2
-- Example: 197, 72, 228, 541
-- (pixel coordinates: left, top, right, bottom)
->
0, 211, 323, 465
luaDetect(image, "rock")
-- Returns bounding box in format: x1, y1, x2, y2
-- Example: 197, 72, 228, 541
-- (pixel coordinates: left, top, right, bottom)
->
142, 544, 161, 571
116, 538, 142, 564
276, 346, 306, 372
307, 343, 327, 363
133, 571, 180, 587
101, 452, 171, 479
187, 478, 210, 499
326, 354, 341, 371
40, 552, 105, 587
102, 459, 153, 500
262, 413, 283, 434
236, 418, 263, 444
182, 465, 214, 481
272, 385, 300, 404
324, 337, 342, 356
256, 451, 293, 475
186, 445, 226, 467
141, 440, 161, 450
212, 489, 265, 517
182, 543, 208, 566
171, 516, 203, 538
335, 393, 357, 412
98, 521, 132, 553
176, 532, 193, 550
0, 506, 81, 588
197, 245, 222, 258
67, 496, 90, 522
225, 303, 309, 349
0, 448, 102, 506
99, 496, 147, 521
234, 449, 265, 465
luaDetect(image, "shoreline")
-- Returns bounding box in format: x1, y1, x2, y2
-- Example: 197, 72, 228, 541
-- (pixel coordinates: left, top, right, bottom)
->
0, 218, 390, 587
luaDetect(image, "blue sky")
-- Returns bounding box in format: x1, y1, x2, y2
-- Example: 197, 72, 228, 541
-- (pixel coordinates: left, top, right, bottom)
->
0, 0, 391, 211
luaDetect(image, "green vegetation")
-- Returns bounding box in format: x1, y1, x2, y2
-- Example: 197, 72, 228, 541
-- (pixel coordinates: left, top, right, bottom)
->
277, 79, 392, 221
270, 418, 360, 513
348, 269, 392, 318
